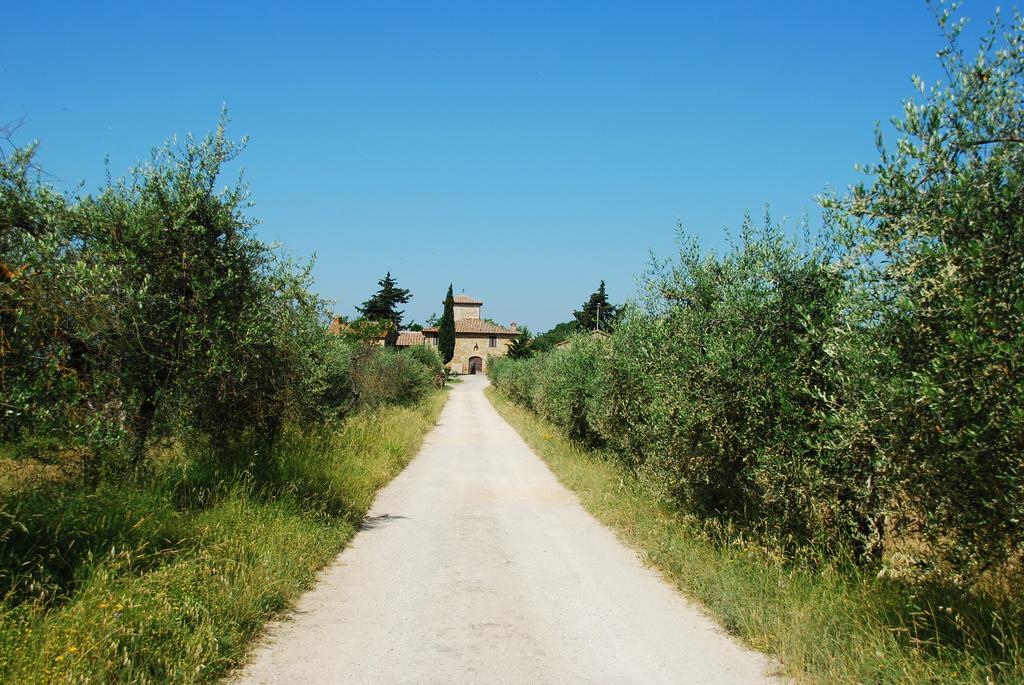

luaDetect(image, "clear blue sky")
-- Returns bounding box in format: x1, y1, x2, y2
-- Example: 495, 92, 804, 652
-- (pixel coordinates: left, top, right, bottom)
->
1, 1, 1006, 331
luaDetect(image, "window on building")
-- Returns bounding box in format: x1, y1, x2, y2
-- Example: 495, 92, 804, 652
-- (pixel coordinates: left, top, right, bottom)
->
489, 336, 497, 348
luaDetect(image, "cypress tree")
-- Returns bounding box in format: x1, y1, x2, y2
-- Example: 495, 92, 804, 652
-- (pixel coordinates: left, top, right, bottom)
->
438, 284, 456, 364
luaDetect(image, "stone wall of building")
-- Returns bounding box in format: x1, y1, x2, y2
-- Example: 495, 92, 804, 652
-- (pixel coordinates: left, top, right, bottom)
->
449, 335, 513, 374
453, 304, 482, 321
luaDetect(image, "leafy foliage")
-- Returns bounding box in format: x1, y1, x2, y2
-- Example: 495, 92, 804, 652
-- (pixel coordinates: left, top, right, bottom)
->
1, 143, 125, 472
493, 2, 1024, 584
350, 348, 440, 408
817, 1, 1024, 573
403, 343, 445, 378
531, 321, 576, 352
0, 114, 451, 683
506, 326, 533, 359
0, 114, 439, 480
71, 122, 319, 458
574, 280, 619, 332
496, 216, 846, 548
356, 272, 411, 347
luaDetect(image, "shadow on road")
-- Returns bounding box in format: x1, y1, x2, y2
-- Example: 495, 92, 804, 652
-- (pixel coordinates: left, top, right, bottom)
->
359, 513, 409, 531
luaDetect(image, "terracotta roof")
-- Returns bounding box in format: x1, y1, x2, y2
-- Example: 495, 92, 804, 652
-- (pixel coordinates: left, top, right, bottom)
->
452, 294, 482, 305
395, 330, 425, 346
423, 319, 519, 335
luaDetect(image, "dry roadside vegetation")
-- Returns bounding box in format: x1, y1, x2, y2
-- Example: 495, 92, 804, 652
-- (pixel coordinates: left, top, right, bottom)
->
490, 5, 1024, 683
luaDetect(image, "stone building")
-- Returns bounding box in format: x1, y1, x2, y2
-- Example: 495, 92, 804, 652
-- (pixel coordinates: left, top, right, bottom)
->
397, 294, 519, 374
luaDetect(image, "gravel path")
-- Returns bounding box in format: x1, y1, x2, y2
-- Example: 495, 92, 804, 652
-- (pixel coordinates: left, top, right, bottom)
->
234, 375, 780, 684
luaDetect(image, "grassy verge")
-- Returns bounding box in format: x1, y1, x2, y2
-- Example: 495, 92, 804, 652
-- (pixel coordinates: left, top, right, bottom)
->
0, 391, 446, 684
486, 387, 1022, 685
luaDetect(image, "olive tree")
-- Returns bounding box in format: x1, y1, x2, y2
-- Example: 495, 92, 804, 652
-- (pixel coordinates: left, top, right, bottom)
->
820, 2, 1024, 572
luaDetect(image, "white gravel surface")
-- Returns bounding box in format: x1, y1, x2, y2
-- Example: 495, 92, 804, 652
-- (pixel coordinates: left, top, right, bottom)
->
234, 374, 780, 684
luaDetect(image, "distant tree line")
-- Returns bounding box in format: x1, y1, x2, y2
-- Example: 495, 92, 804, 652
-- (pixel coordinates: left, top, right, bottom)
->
515, 281, 623, 357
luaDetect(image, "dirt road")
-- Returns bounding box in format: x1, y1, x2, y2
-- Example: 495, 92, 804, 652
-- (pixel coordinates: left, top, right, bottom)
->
235, 375, 779, 684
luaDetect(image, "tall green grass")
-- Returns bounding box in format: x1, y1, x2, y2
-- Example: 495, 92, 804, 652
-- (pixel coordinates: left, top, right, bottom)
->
487, 387, 1023, 685
0, 392, 446, 684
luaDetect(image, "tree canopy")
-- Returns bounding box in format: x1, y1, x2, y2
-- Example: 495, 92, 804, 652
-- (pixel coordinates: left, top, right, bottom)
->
0, 114, 362, 473
356, 272, 411, 346
574, 280, 619, 332
506, 326, 533, 359
816, 2, 1024, 570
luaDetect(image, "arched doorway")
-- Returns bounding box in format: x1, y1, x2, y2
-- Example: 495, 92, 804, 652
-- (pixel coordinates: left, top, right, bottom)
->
468, 356, 483, 375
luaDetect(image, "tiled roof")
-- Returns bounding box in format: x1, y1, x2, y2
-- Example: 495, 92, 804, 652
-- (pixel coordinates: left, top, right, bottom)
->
396, 330, 425, 346
423, 319, 518, 335
455, 318, 518, 334
452, 294, 482, 305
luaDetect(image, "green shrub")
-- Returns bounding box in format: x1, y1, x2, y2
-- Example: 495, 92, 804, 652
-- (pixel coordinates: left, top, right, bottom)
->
351, 348, 436, 408
496, 218, 847, 550
490, 5, 1024, 581
633, 218, 847, 548
530, 335, 609, 446
403, 343, 445, 378
488, 356, 536, 409
1, 113, 355, 474
817, 5, 1024, 574
588, 312, 669, 472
